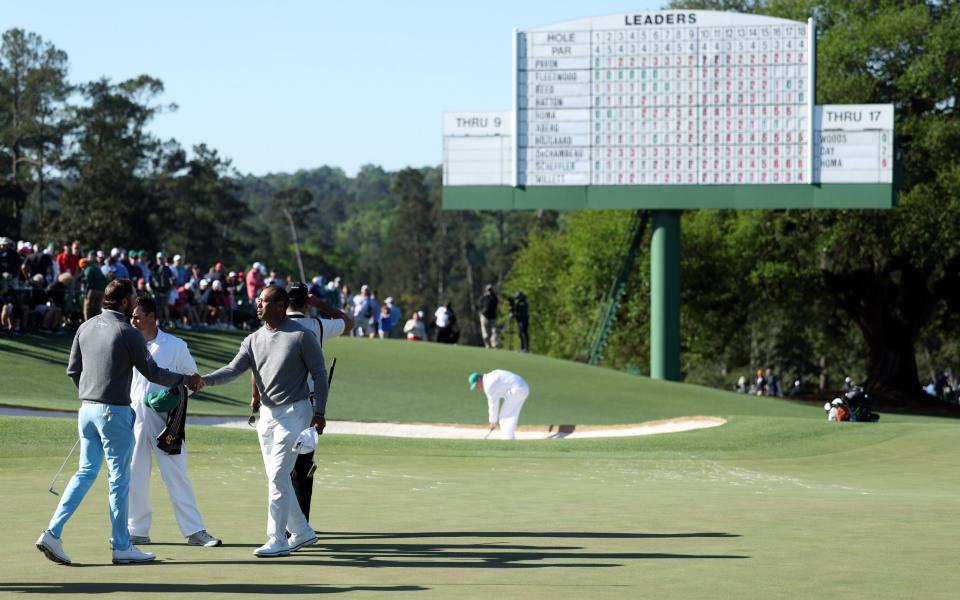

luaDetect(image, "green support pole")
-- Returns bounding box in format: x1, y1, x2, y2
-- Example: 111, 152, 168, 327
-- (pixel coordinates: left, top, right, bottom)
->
650, 210, 681, 381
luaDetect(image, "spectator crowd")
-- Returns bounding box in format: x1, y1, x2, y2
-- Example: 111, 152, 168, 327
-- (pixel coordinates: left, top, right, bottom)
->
0, 236, 531, 351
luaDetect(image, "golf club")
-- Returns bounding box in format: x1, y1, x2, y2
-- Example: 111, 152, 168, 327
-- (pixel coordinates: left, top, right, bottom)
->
48, 438, 80, 496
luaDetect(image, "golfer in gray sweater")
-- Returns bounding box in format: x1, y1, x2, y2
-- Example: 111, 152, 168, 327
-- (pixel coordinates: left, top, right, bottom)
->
201, 285, 328, 558
36, 279, 203, 566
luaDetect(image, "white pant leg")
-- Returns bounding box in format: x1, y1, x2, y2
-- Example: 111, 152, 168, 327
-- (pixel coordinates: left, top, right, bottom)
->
129, 400, 206, 537
128, 400, 155, 537
152, 433, 205, 537
257, 400, 313, 541
498, 388, 528, 440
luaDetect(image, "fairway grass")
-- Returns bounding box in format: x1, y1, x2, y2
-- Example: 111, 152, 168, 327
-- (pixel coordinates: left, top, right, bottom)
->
1, 416, 957, 599
0, 331, 821, 423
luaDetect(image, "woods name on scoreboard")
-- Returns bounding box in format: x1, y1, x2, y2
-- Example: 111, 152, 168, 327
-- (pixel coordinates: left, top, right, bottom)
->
516, 11, 815, 186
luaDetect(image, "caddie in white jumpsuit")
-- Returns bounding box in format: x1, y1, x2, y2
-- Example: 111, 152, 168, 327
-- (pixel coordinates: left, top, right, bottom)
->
128, 296, 220, 547
469, 370, 529, 440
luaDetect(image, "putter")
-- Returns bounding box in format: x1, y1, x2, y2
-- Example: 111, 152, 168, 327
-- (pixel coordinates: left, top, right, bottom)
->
48, 438, 81, 495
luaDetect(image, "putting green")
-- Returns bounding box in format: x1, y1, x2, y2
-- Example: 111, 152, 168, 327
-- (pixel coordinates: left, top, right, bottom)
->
1, 415, 957, 599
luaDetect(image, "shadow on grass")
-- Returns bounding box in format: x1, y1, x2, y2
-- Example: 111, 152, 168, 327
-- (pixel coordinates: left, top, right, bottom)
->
0, 343, 68, 368
320, 531, 740, 540
0, 583, 426, 595
98, 533, 747, 569
190, 389, 247, 408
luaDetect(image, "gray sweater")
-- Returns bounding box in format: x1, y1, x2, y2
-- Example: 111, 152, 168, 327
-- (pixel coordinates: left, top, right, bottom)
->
66, 310, 187, 405
203, 317, 329, 414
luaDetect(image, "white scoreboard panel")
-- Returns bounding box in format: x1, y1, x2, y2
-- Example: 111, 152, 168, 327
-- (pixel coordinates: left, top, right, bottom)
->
516, 11, 814, 186
814, 104, 893, 184
443, 112, 513, 186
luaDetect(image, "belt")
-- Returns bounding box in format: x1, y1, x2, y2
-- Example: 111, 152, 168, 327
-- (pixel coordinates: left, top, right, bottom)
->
81, 400, 102, 405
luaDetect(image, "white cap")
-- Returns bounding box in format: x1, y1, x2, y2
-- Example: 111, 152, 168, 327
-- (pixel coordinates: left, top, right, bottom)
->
110, 247, 120, 257
292, 427, 318, 454
832, 398, 843, 405
824, 402, 832, 411
312, 275, 324, 286
212, 279, 222, 290
199, 279, 209, 287
174, 254, 183, 261
385, 296, 394, 304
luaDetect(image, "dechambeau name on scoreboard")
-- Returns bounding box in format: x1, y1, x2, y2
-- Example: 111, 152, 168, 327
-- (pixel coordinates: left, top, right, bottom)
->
623, 13, 697, 26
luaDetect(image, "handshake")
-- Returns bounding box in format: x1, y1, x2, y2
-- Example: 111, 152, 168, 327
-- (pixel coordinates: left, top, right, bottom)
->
185, 373, 206, 392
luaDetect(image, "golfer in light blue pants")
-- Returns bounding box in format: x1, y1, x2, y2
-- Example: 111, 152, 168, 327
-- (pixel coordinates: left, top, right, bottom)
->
48, 403, 136, 550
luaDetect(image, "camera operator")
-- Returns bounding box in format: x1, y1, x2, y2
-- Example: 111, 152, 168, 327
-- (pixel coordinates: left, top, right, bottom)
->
511, 291, 529, 353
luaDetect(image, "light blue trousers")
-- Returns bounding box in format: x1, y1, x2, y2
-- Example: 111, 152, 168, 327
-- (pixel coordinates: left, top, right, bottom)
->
48, 402, 136, 551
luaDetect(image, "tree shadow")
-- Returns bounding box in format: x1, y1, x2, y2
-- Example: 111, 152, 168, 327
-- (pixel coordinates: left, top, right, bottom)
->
0, 583, 426, 595
190, 389, 247, 408
0, 343, 68, 368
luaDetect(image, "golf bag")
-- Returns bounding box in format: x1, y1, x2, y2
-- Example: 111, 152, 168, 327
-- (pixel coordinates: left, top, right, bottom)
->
844, 386, 880, 422
157, 385, 189, 454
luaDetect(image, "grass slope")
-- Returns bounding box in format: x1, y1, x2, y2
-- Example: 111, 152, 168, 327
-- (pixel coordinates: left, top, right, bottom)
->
0, 416, 957, 599
1, 331, 820, 423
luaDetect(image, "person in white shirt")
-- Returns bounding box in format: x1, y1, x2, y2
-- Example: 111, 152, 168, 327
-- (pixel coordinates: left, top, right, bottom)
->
128, 295, 221, 547
279, 282, 352, 521
468, 370, 530, 440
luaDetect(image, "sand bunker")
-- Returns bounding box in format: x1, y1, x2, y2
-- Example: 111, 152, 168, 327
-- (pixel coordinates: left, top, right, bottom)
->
1, 405, 725, 440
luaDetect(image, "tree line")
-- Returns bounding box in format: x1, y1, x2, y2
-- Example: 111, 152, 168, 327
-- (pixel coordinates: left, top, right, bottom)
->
4, 0, 960, 401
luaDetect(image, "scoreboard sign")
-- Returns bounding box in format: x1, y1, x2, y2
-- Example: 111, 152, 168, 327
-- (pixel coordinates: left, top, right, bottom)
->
442, 112, 513, 186
517, 11, 814, 187
442, 10, 895, 210
814, 104, 893, 184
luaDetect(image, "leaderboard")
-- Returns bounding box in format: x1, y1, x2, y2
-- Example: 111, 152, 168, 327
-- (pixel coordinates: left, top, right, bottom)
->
517, 12, 813, 186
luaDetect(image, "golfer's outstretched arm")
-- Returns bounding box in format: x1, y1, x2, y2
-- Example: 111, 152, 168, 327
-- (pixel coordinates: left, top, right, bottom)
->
487, 393, 499, 425
203, 338, 252, 386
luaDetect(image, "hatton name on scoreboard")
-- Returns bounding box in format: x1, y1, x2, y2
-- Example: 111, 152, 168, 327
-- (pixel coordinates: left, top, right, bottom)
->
442, 10, 896, 211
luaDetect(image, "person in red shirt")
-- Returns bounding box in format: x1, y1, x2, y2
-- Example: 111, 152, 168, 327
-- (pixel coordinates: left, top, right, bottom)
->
245, 262, 266, 302
56, 241, 82, 289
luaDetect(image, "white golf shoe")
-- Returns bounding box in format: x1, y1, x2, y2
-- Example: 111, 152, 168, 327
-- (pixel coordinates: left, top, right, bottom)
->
112, 545, 156, 564
288, 531, 318, 552
36, 530, 71, 565
186, 530, 222, 547
253, 537, 291, 558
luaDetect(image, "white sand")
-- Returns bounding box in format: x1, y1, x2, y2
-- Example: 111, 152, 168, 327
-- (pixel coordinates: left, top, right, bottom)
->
1, 405, 725, 440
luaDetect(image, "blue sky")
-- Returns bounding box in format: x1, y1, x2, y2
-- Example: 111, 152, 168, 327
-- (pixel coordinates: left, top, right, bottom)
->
6, 0, 664, 176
